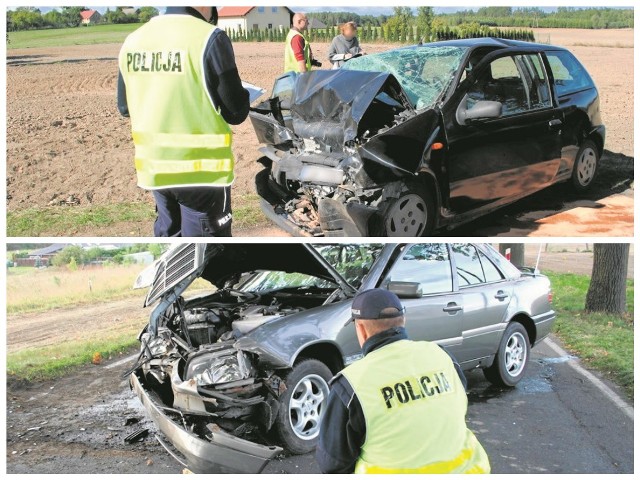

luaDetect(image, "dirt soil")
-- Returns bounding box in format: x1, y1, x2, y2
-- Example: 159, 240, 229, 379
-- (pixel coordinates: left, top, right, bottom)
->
6, 29, 634, 237
6, 296, 147, 354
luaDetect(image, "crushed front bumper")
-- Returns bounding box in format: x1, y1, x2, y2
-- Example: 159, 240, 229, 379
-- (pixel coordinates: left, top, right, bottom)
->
129, 371, 282, 474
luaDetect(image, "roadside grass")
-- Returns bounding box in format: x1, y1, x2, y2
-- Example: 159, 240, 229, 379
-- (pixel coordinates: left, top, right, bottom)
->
7, 23, 142, 49
7, 195, 269, 236
7, 202, 156, 237
7, 321, 145, 382
7, 264, 145, 315
547, 272, 634, 399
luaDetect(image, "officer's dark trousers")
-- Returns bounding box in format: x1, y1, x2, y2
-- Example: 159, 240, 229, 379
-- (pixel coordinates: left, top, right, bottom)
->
152, 186, 232, 237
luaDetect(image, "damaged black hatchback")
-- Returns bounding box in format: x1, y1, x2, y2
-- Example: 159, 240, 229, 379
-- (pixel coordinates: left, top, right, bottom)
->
250, 38, 605, 236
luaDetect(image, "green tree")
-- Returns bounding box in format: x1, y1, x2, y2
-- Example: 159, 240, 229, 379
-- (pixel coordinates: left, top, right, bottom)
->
61, 7, 85, 27
52, 245, 86, 267
67, 257, 78, 271
416, 7, 434, 41
138, 7, 159, 23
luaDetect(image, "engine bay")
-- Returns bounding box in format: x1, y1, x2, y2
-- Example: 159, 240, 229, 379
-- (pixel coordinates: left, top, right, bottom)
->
132, 285, 337, 441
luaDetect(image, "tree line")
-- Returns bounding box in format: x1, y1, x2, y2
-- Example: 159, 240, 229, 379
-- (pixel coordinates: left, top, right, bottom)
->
227, 23, 534, 45
10, 244, 166, 268
441, 7, 633, 29
7, 7, 158, 31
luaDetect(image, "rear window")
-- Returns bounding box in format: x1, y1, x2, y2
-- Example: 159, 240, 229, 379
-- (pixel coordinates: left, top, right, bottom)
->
545, 50, 593, 96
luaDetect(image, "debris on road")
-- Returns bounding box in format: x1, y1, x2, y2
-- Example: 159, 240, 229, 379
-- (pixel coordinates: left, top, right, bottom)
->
124, 428, 150, 445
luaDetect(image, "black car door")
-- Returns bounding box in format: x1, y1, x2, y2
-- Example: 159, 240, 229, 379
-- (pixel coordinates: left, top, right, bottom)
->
441, 48, 564, 214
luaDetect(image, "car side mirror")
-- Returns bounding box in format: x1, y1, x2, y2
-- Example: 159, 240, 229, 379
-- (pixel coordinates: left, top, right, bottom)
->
387, 281, 423, 299
457, 99, 502, 125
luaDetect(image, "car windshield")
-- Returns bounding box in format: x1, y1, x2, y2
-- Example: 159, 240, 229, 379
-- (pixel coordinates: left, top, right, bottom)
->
342, 46, 468, 110
236, 244, 384, 293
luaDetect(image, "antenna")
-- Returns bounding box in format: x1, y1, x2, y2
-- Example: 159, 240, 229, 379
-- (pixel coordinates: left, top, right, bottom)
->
534, 244, 543, 274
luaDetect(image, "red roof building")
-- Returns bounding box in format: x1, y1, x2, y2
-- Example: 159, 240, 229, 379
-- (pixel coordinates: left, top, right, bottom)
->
80, 9, 102, 25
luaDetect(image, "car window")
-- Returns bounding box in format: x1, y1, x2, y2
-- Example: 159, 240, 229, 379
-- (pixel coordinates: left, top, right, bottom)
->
452, 244, 485, 287
466, 54, 551, 117
545, 50, 593, 96
315, 244, 383, 289
384, 243, 453, 295
479, 250, 504, 283
521, 54, 552, 109
343, 46, 468, 110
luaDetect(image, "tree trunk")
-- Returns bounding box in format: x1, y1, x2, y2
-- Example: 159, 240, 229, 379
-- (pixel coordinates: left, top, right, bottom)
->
585, 244, 629, 314
499, 244, 525, 268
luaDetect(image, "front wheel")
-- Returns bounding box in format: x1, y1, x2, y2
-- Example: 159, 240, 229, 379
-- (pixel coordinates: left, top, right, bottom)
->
571, 139, 600, 191
372, 184, 435, 237
483, 322, 531, 387
274, 359, 332, 454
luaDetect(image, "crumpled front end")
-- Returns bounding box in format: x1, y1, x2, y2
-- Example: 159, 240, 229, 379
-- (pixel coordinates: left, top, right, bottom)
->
130, 370, 281, 474
129, 327, 285, 473
250, 69, 441, 236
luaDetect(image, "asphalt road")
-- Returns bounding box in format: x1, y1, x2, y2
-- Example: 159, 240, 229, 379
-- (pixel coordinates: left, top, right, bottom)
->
263, 338, 633, 474
6, 337, 633, 474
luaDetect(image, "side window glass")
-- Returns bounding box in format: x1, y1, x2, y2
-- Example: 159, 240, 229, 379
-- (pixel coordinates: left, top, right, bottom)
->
452, 244, 485, 287
479, 251, 504, 283
467, 56, 529, 117
384, 244, 453, 295
546, 51, 593, 96
521, 54, 552, 110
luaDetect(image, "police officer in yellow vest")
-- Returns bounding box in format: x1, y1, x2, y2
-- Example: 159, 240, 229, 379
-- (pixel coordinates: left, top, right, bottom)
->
316, 288, 491, 474
117, 7, 249, 236
284, 13, 319, 73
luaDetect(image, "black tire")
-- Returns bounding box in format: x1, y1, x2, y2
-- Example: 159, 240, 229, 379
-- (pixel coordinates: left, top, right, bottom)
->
370, 183, 436, 237
483, 322, 531, 387
274, 359, 333, 454
570, 139, 600, 192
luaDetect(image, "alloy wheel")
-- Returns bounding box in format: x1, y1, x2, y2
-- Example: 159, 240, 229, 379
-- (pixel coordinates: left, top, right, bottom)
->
504, 332, 527, 378
288, 374, 330, 440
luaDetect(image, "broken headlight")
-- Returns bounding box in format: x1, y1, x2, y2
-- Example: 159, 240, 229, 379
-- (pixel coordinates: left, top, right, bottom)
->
141, 331, 172, 357
187, 348, 254, 386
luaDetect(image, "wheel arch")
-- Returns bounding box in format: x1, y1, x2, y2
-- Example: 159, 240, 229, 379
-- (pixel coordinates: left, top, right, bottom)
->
587, 130, 604, 157
293, 341, 345, 375
415, 170, 442, 215
508, 313, 537, 346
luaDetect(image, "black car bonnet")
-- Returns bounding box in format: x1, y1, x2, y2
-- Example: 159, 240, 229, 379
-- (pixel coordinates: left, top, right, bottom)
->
291, 69, 413, 149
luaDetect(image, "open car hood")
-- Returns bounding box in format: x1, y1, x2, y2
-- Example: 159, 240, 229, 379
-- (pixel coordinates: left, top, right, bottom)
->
291, 69, 414, 150
139, 244, 356, 307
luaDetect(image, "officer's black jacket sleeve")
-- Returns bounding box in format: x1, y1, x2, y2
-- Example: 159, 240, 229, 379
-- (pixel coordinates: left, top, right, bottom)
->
203, 30, 250, 125
117, 70, 129, 117
440, 345, 468, 390
315, 375, 366, 474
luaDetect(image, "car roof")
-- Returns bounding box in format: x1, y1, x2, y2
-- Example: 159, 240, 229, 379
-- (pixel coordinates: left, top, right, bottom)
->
405, 37, 569, 52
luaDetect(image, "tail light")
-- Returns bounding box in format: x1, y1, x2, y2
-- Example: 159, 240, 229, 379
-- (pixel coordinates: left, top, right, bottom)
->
548, 290, 554, 304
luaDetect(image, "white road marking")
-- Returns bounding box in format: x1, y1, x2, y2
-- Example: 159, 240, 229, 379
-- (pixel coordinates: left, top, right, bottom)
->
543, 337, 634, 421
104, 353, 139, 370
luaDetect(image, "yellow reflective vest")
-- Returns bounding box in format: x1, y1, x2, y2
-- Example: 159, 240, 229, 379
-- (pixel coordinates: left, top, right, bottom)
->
284, 29, 311, 73
118, 15, 234, 189
341, 339, 491, 474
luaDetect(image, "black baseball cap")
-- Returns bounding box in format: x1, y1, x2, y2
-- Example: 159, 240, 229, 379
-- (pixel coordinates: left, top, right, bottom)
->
349, 288, 406, 321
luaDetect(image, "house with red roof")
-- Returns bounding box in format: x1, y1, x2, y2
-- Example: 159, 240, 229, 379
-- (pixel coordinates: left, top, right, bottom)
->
217, 6, 294, 33
80, 9, 102, 25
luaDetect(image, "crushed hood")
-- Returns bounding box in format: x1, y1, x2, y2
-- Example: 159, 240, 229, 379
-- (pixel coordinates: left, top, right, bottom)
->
140, 244, 356, 306
291, 69, 414, 150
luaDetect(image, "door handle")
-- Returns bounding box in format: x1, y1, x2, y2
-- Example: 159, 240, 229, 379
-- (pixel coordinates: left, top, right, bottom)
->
443, 302, 463, 314
548, 119, 563, 129
495, 291, 509, 301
